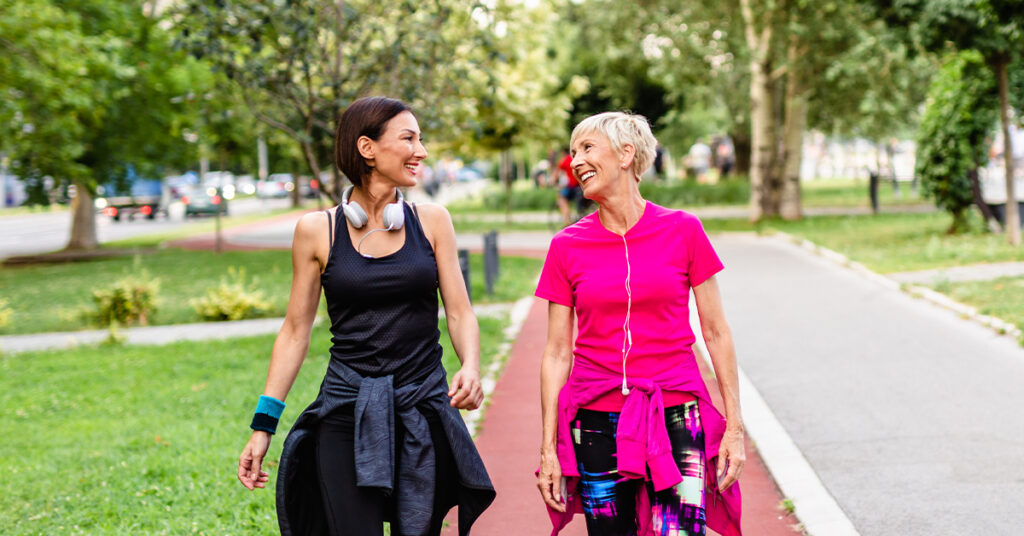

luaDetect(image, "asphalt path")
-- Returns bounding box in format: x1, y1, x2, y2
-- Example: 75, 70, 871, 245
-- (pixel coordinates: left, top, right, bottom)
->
714, 233, 1024, 536
0, 197, 292, 260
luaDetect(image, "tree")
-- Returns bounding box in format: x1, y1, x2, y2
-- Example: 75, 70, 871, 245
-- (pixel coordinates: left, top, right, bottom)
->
916, 51, 998, 232
176, 0, 497, 202
875, 0, 1024, 245
0, 0, 207, 250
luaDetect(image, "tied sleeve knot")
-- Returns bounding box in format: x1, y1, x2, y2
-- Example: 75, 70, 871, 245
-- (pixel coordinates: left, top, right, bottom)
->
352, 371, 443, 536
615, 381, 682, 492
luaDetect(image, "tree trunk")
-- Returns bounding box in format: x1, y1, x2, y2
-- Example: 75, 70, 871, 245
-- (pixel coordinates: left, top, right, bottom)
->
780, 39, 805, 221
749, 61, 777, 221
740, 0, 777, 222
501, 150, 513, 222
969, 168, 1002, 233
996, 58, 1020, 245
730, 130, 751, 177
66, 181, 98, 251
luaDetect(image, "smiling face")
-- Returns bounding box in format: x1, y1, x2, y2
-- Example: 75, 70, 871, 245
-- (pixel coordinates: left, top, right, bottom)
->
361, 111, 427, 187
570, 130, 634, 199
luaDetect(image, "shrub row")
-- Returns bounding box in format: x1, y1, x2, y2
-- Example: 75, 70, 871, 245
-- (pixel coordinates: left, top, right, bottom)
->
89, 266, 270, 327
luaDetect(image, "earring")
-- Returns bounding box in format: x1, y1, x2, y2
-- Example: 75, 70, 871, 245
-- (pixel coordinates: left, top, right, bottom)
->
621, 163, 628, 168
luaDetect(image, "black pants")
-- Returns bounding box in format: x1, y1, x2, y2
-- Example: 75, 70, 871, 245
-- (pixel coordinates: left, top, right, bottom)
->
316, 405, 459, 536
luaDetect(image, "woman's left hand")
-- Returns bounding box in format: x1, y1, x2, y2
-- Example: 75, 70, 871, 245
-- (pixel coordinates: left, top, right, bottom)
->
716, 428, 746, 491
448, 366, 483, 410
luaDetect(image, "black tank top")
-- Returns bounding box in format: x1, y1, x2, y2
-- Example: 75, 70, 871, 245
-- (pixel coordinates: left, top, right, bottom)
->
320, 202, 443, 386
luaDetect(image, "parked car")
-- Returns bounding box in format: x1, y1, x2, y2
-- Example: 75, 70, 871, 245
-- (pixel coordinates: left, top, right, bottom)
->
182, 185, 229, 217
95, 176, 168, 221
256, 173, 294, 198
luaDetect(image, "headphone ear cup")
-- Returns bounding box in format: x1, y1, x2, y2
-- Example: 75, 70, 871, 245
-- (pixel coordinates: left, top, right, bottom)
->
382, 202, 405, 230
343, 201, 368, 229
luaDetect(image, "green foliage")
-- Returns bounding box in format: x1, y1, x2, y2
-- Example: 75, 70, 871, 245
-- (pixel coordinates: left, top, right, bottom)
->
91, 270, 160, 327
0, 1, 207, 194
639, 180, 751, 207
175, 0, 497, 198
0, 299, 12, 330
190, 267, 272, 321
915, 51, 997, 233
482, 186, 559, 211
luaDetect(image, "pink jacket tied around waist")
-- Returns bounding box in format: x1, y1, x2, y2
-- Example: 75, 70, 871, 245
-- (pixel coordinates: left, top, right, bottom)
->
545, 359, 742, 536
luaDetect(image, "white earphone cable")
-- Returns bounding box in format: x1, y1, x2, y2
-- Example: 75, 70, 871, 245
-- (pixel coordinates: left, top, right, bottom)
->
621, 234, 632, 396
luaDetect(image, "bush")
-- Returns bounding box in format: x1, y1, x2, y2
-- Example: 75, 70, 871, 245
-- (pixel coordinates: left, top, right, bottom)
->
639, 179, 750, 207
479, 177, 750, 211
191, 267, 272, 321
0, 299, 12, 330
92, 272, 160, 326
915, 51, 997, 233
482, 184, 557, 210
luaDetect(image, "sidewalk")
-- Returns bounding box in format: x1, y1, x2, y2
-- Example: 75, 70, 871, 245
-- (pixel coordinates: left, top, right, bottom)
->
443, 298, 802, 535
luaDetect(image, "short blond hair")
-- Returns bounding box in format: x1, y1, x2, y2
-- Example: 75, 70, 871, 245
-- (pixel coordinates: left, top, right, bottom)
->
570, 112, 658, 179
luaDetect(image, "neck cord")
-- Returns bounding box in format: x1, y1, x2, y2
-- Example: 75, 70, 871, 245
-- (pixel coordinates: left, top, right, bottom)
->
620, 233, 633, 395
356, 224, 394, 258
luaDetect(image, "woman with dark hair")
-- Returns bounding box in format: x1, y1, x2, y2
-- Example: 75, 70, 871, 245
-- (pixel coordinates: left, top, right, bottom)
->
237, 96, 495, 535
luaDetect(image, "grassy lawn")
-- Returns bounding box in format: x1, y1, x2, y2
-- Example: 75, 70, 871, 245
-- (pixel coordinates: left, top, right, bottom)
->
103, 206, 313, 249
0, 316, 509, 535
0, 249, 543, 335
931, 276, 1024, 339
764, 211, 1024, 274
801, 178, 925, 208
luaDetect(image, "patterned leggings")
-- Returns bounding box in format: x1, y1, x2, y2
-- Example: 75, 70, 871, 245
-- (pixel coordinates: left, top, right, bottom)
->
571, 401, 706, 536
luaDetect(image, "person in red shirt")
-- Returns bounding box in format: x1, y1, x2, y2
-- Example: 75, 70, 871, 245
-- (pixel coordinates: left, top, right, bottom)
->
556, 148, 582, 226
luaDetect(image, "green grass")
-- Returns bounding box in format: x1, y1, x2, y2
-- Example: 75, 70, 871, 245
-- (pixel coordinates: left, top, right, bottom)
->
0, 249, 542, 335
0, 317, 509, 535
467, 254, 543, 303
764, 211, 1024, 273
0, 249, 294, 335
801, 178, 926, 208
932, 276, 1024, 338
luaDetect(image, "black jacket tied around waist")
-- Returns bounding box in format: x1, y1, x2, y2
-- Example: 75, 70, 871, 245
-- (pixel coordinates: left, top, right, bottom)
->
276, 360, 495, 535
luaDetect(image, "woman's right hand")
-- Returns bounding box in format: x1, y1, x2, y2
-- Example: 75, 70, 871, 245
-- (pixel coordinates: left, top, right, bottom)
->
537, 448, 566, 512
238, 431, 272, 490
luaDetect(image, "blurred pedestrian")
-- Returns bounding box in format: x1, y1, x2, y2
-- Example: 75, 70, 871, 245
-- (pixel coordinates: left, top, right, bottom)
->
237, 96, 495, 535
535, 111, 744, 536
555, 147, 582, 226
688, 138, 712, 183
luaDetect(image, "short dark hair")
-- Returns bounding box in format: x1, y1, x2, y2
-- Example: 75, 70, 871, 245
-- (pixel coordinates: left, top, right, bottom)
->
334, 97, 413, 188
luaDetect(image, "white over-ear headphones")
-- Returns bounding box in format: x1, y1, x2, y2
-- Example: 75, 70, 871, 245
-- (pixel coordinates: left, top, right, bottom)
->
341, 185, 405, 230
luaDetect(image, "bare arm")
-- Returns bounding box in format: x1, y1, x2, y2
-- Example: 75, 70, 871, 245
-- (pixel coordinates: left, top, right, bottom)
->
238, 211, 326, 490
693, 274, 745, 491
537, 301, 574, 511
421, 204, 483, 410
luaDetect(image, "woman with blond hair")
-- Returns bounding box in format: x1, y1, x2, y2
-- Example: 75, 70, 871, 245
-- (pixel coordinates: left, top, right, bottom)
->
535, 111, 744, 535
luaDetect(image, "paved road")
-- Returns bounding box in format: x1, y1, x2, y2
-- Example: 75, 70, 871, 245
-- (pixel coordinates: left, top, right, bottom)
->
714, 233, 1024, 536
0, 197, 292, 259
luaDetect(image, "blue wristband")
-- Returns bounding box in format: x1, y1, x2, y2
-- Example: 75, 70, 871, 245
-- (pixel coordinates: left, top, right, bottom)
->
255, 395, 286, 419
251, 395, 286, 434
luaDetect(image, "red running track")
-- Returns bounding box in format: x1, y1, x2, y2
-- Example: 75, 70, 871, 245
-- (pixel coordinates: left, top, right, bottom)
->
445, 298, 803, 535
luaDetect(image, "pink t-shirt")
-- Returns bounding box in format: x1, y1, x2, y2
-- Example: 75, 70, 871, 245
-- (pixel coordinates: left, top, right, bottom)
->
535, 201, 724, 411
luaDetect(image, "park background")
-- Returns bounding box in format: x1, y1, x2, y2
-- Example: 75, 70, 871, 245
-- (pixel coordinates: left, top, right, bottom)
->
2, 1, 1024, 535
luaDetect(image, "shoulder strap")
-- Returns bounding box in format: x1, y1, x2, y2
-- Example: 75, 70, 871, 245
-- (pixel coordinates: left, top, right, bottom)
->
411, 202, 420, 222
326, 209, 335, 255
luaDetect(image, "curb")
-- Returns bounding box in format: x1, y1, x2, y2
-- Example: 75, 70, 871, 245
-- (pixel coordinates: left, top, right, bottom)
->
463, 294, 535, 437
688, 296, 860, 536
772, 231, 1022, 343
